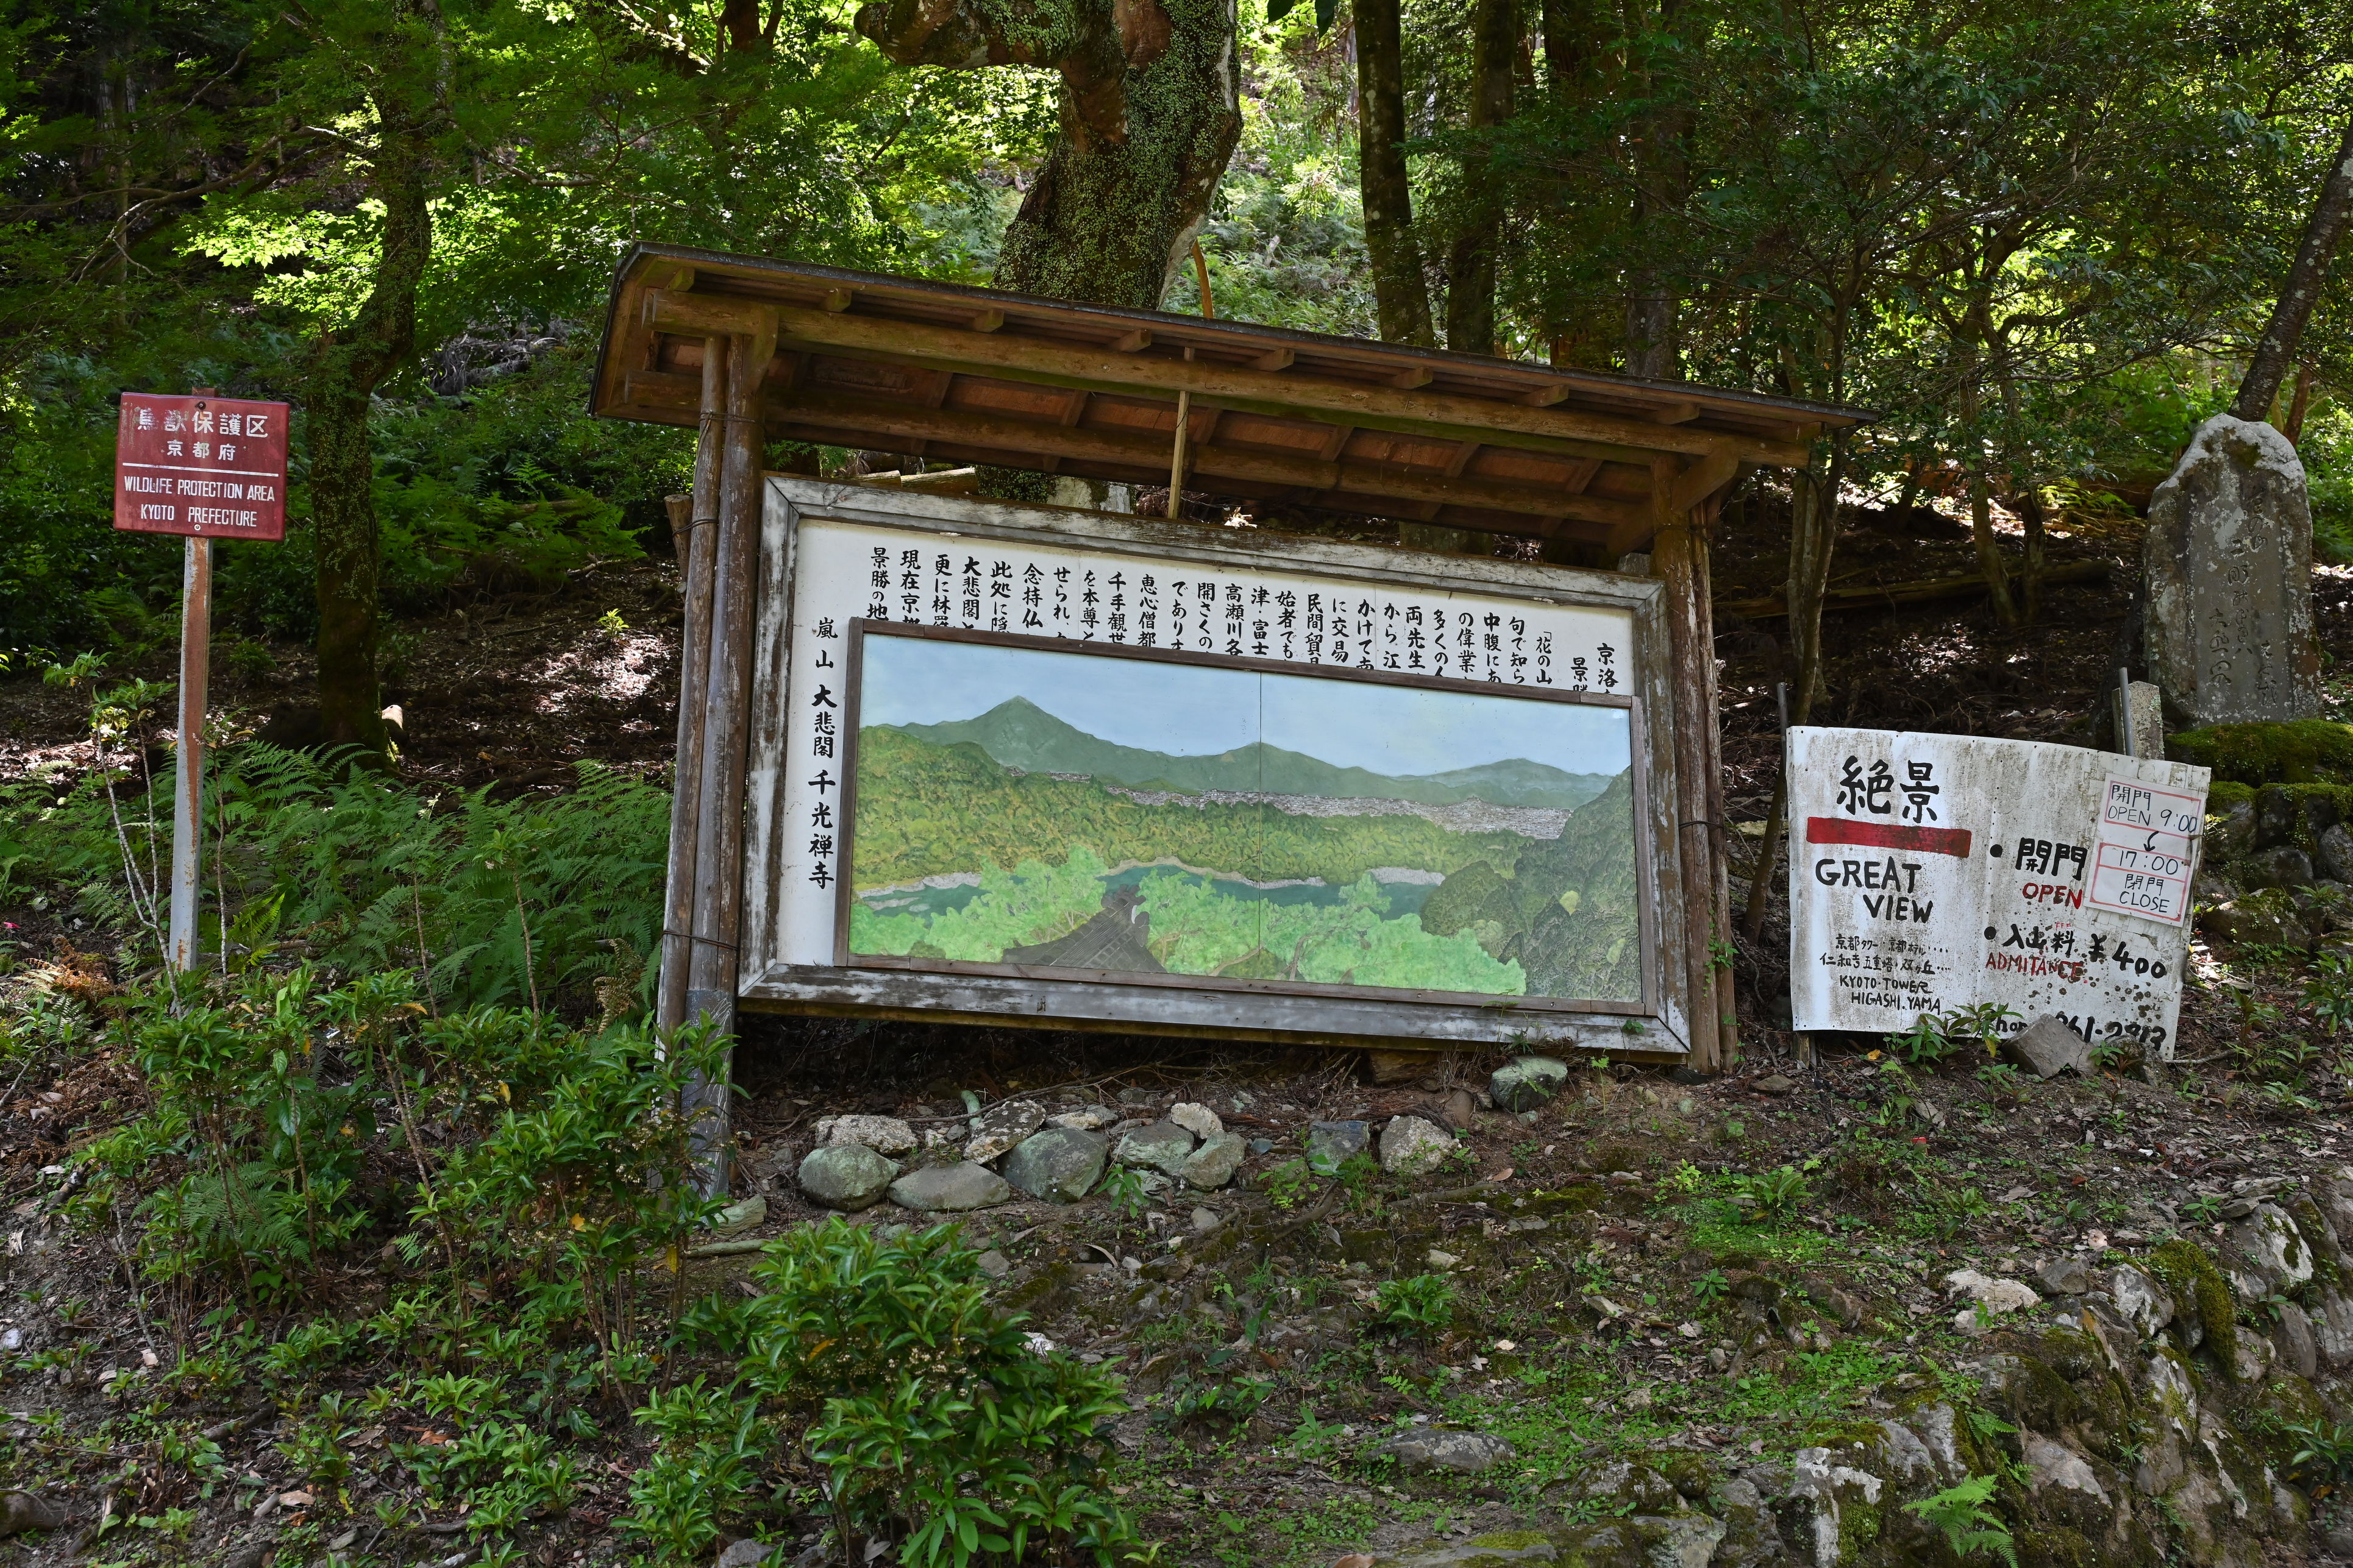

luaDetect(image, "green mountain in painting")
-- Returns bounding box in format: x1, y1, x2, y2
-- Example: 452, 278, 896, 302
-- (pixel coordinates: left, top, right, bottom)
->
1415, 767, 1643, 1000
891, 697, 1611, 808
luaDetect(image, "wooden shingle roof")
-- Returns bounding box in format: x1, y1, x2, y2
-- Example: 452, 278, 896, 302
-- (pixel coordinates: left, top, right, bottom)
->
590, 244, 1870, 552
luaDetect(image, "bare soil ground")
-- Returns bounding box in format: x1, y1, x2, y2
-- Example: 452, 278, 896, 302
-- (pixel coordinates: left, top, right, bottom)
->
7, 505, 2353, 1567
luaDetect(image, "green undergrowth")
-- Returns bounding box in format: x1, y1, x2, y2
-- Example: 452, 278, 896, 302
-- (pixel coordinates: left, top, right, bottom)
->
3, 965, 1148, 1566
2, 732, 665, 1015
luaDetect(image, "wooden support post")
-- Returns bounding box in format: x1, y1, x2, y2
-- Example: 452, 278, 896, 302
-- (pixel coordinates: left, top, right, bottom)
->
684, 325, 772, 1190
656, 338, 727, 1037
1653, 460, 1723, 1072
1692, 494, 1737, 1066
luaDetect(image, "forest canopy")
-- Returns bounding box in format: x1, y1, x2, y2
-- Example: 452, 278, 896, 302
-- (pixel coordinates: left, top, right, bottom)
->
2, 0, 2351, 691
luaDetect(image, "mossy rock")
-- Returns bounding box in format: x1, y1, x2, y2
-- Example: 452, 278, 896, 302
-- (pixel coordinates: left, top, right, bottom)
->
2146, 1237, 2238, 1364
2170, 720, 2353, 785
2207, 780, 2255, 814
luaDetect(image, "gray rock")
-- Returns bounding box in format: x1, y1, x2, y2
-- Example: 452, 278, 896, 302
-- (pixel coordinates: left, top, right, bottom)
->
0, 1491, 59, 1537
975, 1249, 1011, 1279
2277, 1300, 2320, 1378
1489, 1054, 1570, 1112
1547, 1519, 1720, 1568
2038, 1255, 2092, 1296
1167, 1101, 1225, 1140
1048, 1104, 1119, 1130
1305, 1119, 1371, 1174
888, 1162, 1011, 1213
1183, 1132, 1246, 1190
2243, 843, 2316, 891
709, 1194, 766, 1235
1560, 1459, 1681, 1514
1378, 1115, 1457, 1177
1247, 1137, 1273, 1155
998, 1127, 1108, 1204
2315, 1287, 2353, 1369
2006, 1015, 2093, 1078
965, 1101, 1046, 1163
2254, 784, 2300, 852
1114, 1121, 1196, 1178
2320, 824, 2353, 885
1376, 1428, 1514, 1475
814, 1115, 917, 1155
2102, 1266, 2174, 1337
2143, 413, 2320, 726
797, 1144, 899, 1211
1191, 1206, 1222, 1233
2021, 1432, 2107, 1504
2191, 867, 2240, 907
714, 1539, 777, 1568
1708, 1476, 1788, 1568
2197, 898, 2314, 949
2222, 1202, 2317, 1298
2208, 800, 2258, 860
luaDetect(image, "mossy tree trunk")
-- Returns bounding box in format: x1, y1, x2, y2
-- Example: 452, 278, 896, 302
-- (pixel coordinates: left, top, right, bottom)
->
307, 123, 432, 757
1353, 0, 1434, 345
1442, 0, 1518, 355
856, 0, 1241, 311
2234, 117, 2353, 424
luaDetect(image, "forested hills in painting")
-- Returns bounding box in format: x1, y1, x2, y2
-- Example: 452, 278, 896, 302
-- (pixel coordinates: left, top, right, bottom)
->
893, 695, 1614, 808
847, 722, 1641, 1002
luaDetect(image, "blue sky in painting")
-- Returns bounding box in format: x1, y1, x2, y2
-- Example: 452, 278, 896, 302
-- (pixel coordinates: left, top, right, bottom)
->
857, 633, 1630, 778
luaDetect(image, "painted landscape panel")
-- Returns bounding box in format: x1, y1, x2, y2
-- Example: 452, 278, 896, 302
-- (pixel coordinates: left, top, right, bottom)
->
844, 633, 1642, 1002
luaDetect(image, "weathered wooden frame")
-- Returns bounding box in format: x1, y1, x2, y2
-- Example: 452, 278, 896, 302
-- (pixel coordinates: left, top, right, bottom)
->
736, 475, 1694, 1057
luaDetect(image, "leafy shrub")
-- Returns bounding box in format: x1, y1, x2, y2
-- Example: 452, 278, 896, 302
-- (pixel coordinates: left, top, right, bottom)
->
412, 1021, 731, 1371
1729, 1164, 1813, 1221
1899, 1474, 2016, 1567
620, 1380, 767, 1563
1372, 1273, 1457, 1333
737, 1219, 1146, 1566
109, 967, 400, 1297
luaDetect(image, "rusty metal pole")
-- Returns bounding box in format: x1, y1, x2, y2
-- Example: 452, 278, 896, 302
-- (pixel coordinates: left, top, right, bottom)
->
167, 533, 212, 973
655, 338, 728, 1037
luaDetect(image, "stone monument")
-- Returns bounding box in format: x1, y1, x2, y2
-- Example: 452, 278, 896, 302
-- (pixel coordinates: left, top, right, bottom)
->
2142, 414, 2320, 726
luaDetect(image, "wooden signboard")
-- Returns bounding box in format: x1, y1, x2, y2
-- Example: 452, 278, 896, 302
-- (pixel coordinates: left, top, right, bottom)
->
735, 476, 1698, 1056
1787, 725, 2210, 1055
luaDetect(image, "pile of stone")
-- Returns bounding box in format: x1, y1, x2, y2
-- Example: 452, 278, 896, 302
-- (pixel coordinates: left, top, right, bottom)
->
791, 1053, 1576, 1218
796, 1096, 1258, 1215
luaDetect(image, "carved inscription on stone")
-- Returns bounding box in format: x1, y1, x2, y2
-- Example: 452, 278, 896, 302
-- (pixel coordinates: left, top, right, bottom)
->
2142, 414, 2318, 726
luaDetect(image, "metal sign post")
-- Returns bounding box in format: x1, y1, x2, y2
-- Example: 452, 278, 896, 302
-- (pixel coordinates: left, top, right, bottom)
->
168, 537, 213, 970
113, 388, 290, 972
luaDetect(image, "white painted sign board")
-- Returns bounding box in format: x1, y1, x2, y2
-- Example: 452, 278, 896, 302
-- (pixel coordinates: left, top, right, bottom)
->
1787, 727, 2209, 1056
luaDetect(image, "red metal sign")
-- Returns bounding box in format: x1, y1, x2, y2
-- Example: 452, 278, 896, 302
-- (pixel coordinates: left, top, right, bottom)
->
113, 392, 290, 541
